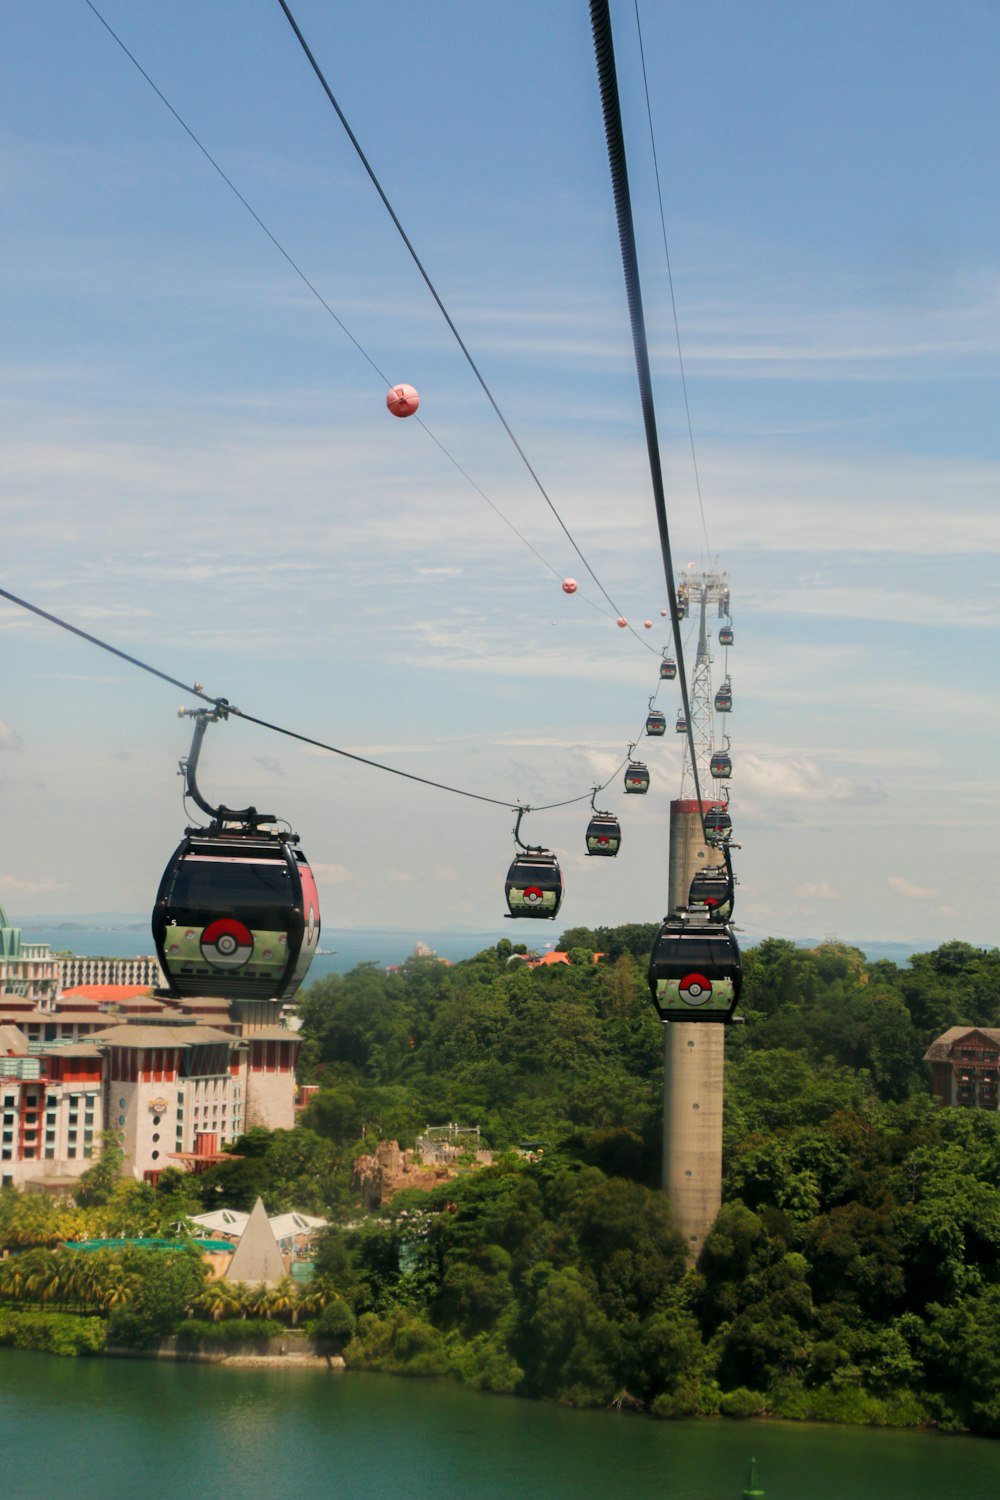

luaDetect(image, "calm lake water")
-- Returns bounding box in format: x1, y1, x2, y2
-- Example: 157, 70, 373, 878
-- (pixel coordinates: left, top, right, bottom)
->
0, 1350, 993, 1500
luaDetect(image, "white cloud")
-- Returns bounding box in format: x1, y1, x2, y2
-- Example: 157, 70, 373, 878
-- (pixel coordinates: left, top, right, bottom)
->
796, 882, 846, 901
309, 863, 355, 884
0, 874, 68, 895
887, 875, 936, 901
736, 753, 878, 804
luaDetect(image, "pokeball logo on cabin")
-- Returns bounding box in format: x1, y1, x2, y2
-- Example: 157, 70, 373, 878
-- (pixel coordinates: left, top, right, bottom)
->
678, 972, 712, 1007
523, 887, 544, 907
200, 918, 254, 970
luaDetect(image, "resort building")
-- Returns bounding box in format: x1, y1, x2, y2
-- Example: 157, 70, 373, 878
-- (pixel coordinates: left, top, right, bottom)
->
0, 909, 301, 1190
924, 1027, 1000, 1109
0, 904, 62, 1009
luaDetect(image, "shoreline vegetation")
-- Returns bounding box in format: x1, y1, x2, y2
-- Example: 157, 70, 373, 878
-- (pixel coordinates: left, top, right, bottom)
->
3, 930, 1000, 1436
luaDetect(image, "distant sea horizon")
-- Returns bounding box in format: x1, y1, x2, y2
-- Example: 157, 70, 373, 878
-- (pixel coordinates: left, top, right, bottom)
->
8, 914, 981, 976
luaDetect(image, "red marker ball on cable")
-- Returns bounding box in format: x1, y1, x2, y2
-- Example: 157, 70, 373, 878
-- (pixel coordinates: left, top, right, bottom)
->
616, 617, 628, 629
386, 383, 420, 418
562, 578, 578, 594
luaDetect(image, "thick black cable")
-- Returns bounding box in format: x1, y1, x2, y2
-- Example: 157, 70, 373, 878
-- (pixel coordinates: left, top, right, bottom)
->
81, 0, 618, 627
633, 0, 713, 565
0, 584, 216, 706
274, 0, 658, 655
589, 0, 711, 832
0, 583, 636, 816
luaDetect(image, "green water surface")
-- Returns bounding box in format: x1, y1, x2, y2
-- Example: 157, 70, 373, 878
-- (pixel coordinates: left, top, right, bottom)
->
0, 1350, 994, 1500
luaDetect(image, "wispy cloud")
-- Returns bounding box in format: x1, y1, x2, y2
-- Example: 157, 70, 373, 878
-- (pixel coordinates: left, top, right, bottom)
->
887, 875, 936, 901
796, 882, 846, 901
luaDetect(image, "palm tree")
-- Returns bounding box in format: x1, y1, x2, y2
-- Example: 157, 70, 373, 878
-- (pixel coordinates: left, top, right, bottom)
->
268, 1276, 299, 1326
97, 1259, 137, 1312
21, 1248, 59, 1305
296, 1275, 336, 1318
244, 1282, 280, 1320
193, 1278, 242, 1322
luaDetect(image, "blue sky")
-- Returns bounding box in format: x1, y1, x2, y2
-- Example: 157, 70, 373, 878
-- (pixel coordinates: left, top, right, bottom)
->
1, 1, 998, 946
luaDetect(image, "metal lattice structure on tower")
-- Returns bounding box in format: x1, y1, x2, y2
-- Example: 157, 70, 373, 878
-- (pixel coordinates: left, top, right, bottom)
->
677, 571, 730, 800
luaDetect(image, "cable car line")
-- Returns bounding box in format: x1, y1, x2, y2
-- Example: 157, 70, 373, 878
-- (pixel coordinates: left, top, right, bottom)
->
632, 0, 713, 567
80, 0, 617, 633
589, 0, 712, 834
274, 0, 659, 656
0, 581, 639, 816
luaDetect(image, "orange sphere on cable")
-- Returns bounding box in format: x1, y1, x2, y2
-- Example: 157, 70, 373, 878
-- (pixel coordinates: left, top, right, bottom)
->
562, 578, 578, 594
616, 617, 628, 629
386, 384, 420, 418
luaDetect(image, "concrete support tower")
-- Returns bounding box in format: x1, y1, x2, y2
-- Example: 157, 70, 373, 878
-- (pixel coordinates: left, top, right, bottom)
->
661, 801, 726, 1260
662, 572, 730, 1259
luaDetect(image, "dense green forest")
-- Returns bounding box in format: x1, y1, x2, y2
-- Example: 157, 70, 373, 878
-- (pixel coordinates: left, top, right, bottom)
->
286, 933, 1000, 1431
4, 931, 1000, 1432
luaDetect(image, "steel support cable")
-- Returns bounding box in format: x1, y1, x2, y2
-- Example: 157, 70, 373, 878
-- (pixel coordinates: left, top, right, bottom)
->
632, 0, 712, 566
81, 1, 619, 628
0, 582, 639, 815
589, 0, 712, 835
274, 0, 658, 655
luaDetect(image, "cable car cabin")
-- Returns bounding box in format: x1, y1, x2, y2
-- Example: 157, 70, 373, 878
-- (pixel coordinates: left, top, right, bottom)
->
504, 851, 563, 919
624, 761, 650, 794
659, 656, 677, 681
586, 813, 621, 857
675, 712, 687, 734
719, 625, 734, 647
688, 866, 734, 921
703, 808, 733, 845
714, 681, 733, 712
646, 710, 667, 737
152, 832, 321, 1001
647, 918, 742, 1022
710, 751, 732, 779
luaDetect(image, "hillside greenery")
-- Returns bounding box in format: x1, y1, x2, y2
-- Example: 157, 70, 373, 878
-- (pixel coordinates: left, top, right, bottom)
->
3, 932, 1000, 1430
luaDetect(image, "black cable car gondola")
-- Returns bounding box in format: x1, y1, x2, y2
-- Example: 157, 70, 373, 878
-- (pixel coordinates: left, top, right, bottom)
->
585, 813, 621, 856
688, 847, 735, 921
676, 587, 689, 618
152, 707, 321, 1001
714, 676, 733, 712
624, 760, 650, 794
659, 654, 677, 681
585, 789, 621, 856
646, 707, 666, 737
719, 624, 734, 647
703, 806, 733, 845
675, 711, 687, 734
504, 808, 563, 919
647, 915, 742, 1022
710, 743, 732, 779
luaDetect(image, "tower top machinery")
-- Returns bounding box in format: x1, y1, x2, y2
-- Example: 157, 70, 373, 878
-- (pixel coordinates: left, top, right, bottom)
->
676, 570, 730, 801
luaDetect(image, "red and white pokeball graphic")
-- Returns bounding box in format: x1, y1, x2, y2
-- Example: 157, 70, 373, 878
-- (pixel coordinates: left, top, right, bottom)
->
597, 836, 609, 847
678, 972, 712, 1007
200, 918, 254, 970
523, 887, 544, 907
